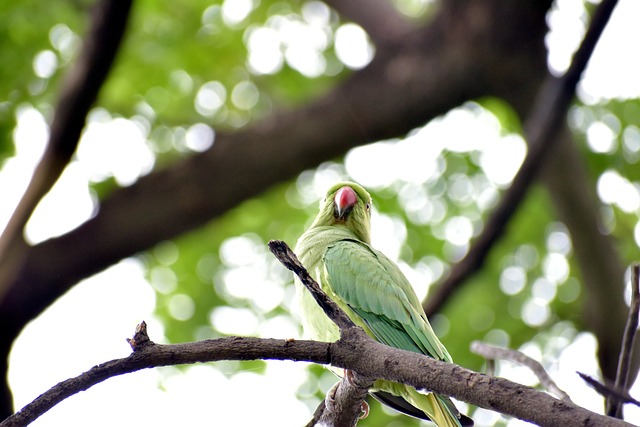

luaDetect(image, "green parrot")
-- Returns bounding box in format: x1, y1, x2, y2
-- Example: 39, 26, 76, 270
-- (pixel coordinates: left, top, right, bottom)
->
294, 182, 472, 427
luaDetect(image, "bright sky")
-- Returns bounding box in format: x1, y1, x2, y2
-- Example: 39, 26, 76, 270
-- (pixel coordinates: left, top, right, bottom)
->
5, 0, 640, 426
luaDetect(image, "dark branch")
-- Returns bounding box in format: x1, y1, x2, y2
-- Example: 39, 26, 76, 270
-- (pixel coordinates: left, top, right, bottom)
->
0, 0, 133, 416
1, 329, 330, 427
471, 341, 571, 402
0, 0, 133, 299
310, 375, 373, 427
607, 264, 640, 417
2, 323, 633, 427
424, 0, 620, 316
579, 372, 640, 409
305, 398, 327, 427
323, 0, 413, 45
267, 239, 369, 426
268, 240, 356, 332
0, 0, 551, 352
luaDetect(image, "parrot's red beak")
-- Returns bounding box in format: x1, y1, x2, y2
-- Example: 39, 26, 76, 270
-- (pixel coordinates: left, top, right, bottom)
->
334, 186, 357, 220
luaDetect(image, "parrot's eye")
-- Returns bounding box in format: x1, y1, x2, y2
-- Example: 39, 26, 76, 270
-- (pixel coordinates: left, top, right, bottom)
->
365, 203, 370, 211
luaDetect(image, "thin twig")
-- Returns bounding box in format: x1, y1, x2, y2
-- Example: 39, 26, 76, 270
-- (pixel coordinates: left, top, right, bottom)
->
471, 341, 572, 402
268, 240, 356, 332
425, 0, 620, 316
268, 239, 369, 426
607, 264, 640, 417
579, 372, 640, 408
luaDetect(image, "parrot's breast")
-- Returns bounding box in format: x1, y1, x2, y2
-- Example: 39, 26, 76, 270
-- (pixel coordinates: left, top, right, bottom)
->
294, 226, 365, 342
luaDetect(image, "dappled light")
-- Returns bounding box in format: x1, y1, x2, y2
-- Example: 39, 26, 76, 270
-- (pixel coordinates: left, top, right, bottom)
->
77, 113, 155, 185
2, 0, 640, 425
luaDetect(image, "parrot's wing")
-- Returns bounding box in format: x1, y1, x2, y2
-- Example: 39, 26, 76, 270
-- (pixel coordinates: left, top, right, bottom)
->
323, 239, 450, 361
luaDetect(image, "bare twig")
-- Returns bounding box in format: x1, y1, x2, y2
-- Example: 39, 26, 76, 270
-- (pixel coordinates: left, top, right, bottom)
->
0, 0, 133, 300
425, 0, 620, 316
607, 264, 640, 417
579, 372, 640, 408
268, 240, 356, 332
471, 341, 572, 402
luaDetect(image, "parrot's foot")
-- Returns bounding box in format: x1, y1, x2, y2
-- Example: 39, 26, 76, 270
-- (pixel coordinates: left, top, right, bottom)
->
359, 400, 370, 419
343, 370, 369, 418
325, 382, 340, 412
325, 375, 370, 420
344, 369, 356, 385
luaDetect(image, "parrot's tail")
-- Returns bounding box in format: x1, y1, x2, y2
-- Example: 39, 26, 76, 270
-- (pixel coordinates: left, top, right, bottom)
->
406, 387, 465, 427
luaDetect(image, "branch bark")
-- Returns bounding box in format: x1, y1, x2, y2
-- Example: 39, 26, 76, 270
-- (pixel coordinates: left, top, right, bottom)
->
1, 324, 632, 427
0, 0, 132, 293
323, 0, 414, 45
268, 239, 372, 426
0, 0, 132, 417
0, 0, 552, 352
607, 264, 640, 417
543, 128, 629, 384
424, 0, 620, 316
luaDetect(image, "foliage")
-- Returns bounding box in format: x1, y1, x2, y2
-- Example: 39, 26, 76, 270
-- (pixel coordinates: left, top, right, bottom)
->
3, 0, 640, 425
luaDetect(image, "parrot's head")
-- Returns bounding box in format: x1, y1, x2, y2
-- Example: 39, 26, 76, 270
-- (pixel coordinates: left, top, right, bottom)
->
311, 182, 372, 244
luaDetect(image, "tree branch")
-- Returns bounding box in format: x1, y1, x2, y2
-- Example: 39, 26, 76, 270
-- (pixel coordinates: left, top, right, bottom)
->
268, 240, 355, 332
310, 374, 373, 427
0, 329, 330, 427
580, 372, 640, 409
323, 0, 414, 45
0, 0, 133, 417
0, 0, 551, 351
424, 0, 620, 316
1, 322, 632, 427
268, 239, 371, 426
541, 126, 629, 384
0, 0, 133, 316
471, 341, 571, 402
607, 264, 640, 417
0, 0, 132, 285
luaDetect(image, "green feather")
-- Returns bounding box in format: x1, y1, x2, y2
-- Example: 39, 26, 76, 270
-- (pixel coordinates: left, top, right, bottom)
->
294, 182, 470, 427
323, 240, 450, 360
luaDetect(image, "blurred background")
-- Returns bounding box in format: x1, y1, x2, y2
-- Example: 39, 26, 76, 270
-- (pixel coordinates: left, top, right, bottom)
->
2, 0, 640, 425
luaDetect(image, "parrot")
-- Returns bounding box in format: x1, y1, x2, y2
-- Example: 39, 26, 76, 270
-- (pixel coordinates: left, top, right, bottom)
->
294, 182, 473, 427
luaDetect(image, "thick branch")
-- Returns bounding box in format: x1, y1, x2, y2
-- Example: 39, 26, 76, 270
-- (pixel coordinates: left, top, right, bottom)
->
0, 0, 551, 347
323, 0, 414, 45
0, 334, 330, 427
0, 0, 132, 417
424, 0, 620, 316
309, 375, 373, 427
1, 325, 631, 427
0, 0, 132, 294
542, 126, 629, 385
